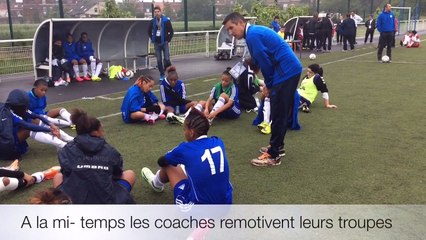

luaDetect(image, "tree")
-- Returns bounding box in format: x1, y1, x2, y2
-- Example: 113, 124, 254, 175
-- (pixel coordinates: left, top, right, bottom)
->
238, 1, 308, 27
101, 0, 133, 18
176, 0, 213, 21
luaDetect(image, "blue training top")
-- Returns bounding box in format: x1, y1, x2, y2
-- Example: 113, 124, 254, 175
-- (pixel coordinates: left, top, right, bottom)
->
28, 89, 47, 115
63, 41, 79, 61
165, 136, 233, 204
245, 24, 302, 89
121, 85, 158, 123
76, 40, 95, 58
377, 10, 396, 33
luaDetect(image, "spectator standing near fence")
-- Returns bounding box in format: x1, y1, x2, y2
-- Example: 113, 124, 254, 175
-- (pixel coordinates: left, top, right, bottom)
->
271, 16, 281, 33
223, 12, 302, 167
364, 15, 376, 44
147, 6, 174, 82
377, 3, 395, 63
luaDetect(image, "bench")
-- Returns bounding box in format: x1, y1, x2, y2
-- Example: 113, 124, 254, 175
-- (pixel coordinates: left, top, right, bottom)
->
104, 53, 156, 72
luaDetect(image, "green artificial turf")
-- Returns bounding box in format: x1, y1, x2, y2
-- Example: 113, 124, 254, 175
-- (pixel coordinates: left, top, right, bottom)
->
1, 44, 425, 204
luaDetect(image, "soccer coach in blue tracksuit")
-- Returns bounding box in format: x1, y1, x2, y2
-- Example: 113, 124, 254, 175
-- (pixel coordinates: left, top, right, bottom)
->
223, 12, 302, 167
377, 3, 395, 62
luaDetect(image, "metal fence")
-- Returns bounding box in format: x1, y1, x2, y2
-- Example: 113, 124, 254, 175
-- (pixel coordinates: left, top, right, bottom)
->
1, 19, 426, 77
0, 30, 220, 77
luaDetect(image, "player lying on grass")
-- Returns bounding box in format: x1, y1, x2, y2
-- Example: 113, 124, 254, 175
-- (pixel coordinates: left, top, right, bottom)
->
141, 108, 233, 204
121, 75, 166, 124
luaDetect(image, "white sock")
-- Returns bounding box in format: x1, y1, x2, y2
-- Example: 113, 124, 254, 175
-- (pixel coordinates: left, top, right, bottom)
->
30, 131, 67, 149
66, 73, 70, 79
212, 97, 225, 112
59, 129, 74, 142
263, 98, 271, 123
144, 113, 153, 121
194, 104, 203, 113
94, 62, 103, 77
44, 115, 71, 127
31, 172, 44, 183
82, 64, 88, 77
59, 108, 72, 124
90, 60, 96, 76
73, 65, 80, 77
153, 170, 165, 188
0, 177, 19, 192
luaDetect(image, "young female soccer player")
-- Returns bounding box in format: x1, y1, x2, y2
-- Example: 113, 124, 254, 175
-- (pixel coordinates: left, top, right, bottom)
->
297, 63, 337, 113
28, 79, 73, 128
203, 68, 241, 124
76, 32, 103, 81
141, 108, 233, 204
1, 89, 69, 160
63, 33, 90, 82
121, 75, 166, 124
160, 66, 197, 124
53, 109, 136, 204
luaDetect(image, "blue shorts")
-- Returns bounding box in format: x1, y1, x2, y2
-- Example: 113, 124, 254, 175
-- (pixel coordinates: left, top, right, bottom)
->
174, 179, 196, 205
116, 179, 132, 192
218, 105, 241, 119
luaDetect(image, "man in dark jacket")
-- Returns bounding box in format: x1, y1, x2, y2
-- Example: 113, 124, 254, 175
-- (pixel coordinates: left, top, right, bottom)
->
364, 14, 376, 44
147, 6, 174, 81
341, 13, 356, 51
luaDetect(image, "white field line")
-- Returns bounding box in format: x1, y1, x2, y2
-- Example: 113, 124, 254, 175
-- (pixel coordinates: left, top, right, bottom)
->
202, 78, 217, 82
96, 83, 193, 100
54, 49, 383, 119
97, 90, 211, 119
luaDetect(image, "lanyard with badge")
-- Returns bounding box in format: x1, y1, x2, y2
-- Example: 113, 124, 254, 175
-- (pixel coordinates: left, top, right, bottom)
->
228, 23, 251, 80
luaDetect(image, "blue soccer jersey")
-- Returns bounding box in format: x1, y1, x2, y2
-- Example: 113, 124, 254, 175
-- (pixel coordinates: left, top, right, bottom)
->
28, 90, 47, 115
121, 85, 159, 123
165, 136, 233, 204
160, 79, 187, 113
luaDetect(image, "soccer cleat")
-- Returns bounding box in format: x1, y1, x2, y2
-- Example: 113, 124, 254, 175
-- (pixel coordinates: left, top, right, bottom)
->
259, 145, 286, 157
75, 76, 84, 82
251, 152, 281, 167
54, 79, 68, 87
83, 76, 92, 81
66, 77, 71, 83
3, 159, 20, 171
43, 166, 61, 180
257, 121, 269, 130
91, 76, 102, 81
158, 114, 166, 120
141, 167, 164, 192
302, 105, 310, 113
260, 123, 271, 134
166, 112, 177, 124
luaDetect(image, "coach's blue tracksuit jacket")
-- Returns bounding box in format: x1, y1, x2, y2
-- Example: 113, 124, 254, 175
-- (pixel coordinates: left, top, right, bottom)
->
245, 24, 302, 89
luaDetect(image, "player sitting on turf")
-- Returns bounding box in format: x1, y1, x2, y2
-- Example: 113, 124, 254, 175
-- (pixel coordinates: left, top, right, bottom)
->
235, 60, 263, 113
141, 108, 233, 204
0, 89, 69, 161
76, 32, 103, 81
297, 63, 337, 113
53, 109, 136, 204
160, 65, 197, 125
28, 79, 74, 130
200, 67, 241, 125
121, 75, 166, 124
406, 30, 420, 48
